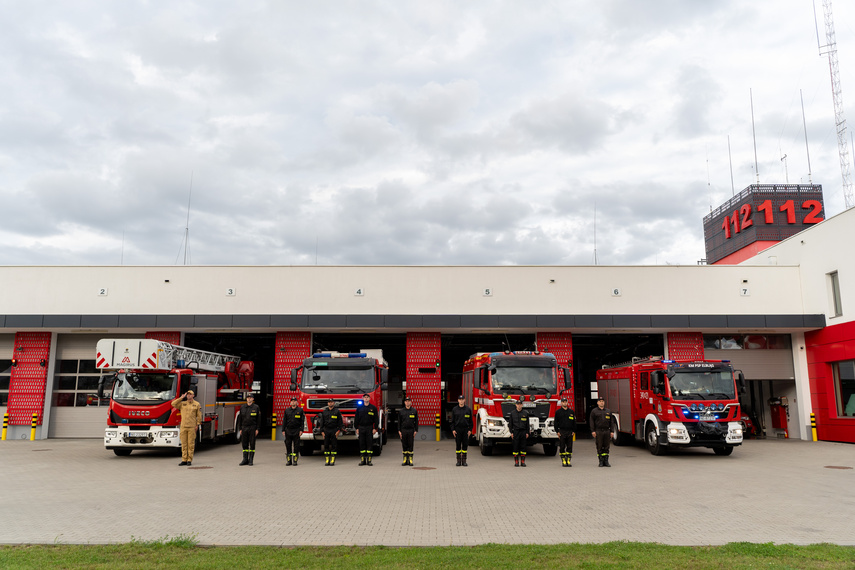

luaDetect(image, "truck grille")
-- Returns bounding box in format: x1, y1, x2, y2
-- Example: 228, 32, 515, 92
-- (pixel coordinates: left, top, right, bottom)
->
687, 421, 727, 442
307, 399, 360, 410
499, 400, 551, 421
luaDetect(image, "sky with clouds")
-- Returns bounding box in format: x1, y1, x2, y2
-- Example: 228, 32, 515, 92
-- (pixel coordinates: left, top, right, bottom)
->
1, 1, 854, 267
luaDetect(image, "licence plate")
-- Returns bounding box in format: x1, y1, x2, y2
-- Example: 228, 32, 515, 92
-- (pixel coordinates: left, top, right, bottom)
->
522, 402, 535, 408
128, 431, 149, 437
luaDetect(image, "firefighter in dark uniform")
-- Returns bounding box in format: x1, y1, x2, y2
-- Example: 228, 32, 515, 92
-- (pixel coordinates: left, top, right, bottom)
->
355, 393, 379, 466
236, 393, 261, 466
282, 396, 303, 466
553, 396, 576, 467
509, 398, 531, 467
589, 396, 612, 467
398, 396, 418, 466
318, 399, 342, 466
451, 395, 473, 466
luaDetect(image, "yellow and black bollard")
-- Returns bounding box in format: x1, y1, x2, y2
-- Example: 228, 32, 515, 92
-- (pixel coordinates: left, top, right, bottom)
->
810, 412, 818, 442
435, 412, 441, 442
271, 413, 277, 441
1, 413, 8, 441
30, 413, 38, 441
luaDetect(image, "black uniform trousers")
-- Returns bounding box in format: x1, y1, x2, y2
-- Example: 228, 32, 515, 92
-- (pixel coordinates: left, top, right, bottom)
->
323, 428, 338, 455
241, 427, 258, 452
558, 431, 574, 455
454, 430, 468, 452
595, 429, 611, 457
400, 428, 415, 453
512, 431, 527, 455
284, 429, 299, 456
358, 426, 374, 455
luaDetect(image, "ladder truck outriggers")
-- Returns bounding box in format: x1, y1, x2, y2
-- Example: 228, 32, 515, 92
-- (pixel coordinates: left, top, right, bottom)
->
290, 350, 389, 457
96, 339, 255, 456
596, 356, 746, 456
463, 351, 572, 457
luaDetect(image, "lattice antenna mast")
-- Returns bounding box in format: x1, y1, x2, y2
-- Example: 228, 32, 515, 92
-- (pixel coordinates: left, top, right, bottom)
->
818, 0, 854, 208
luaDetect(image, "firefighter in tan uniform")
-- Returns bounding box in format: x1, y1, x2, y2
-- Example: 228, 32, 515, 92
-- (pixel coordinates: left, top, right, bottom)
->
172, 390, 203, 466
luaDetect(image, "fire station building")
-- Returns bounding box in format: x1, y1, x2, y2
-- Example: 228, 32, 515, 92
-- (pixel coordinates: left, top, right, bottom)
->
1, 205, 853, 445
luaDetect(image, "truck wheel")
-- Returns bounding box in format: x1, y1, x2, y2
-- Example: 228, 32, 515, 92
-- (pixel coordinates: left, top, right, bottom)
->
113, 449, 132, 457
542, 443, 557, 456
645, 423, 665, 456
713, 446, 734, 456
373, 442, 383, 457
611, 419, 626, 446
299, 442, 314, 456
479, 434, 494, 456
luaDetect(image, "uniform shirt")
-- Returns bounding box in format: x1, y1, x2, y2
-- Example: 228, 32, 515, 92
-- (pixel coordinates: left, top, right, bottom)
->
355, 403, 379, 429
553, 407, 576, 433
236, 403, 262, 431
172, 397, 202, 428
318, 407, 342, 432
398, 407, 419, 431
451, 405, 473, 433
283, 406, 303, 432
508, 408, 530, 434
589, 407, 612, 432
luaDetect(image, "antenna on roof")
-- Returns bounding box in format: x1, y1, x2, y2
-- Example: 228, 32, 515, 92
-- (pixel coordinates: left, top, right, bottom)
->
801, 89, 813, 184
592, 201, 599, 265
175, 172, 193, 265
750, 89, 760, 184
728, 135, 735, 196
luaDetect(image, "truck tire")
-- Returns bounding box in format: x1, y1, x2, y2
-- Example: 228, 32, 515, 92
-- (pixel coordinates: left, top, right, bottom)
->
611, 418, 627, 446
645, 423, 665, 456
299, 442, 314, 456
113, 449, 132, 457
479, 433, 494, 456
542, 443, 557, 456
713, 446, 734, 456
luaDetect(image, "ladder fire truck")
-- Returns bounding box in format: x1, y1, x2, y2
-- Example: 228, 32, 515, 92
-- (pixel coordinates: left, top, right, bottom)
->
290, 350, 388, 457
463, 351, 572, 456
96, 339, 254, 456
596, 356, 745, 456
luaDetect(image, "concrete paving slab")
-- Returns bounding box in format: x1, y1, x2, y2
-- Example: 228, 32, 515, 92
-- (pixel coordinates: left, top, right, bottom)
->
0, 437, 852, 546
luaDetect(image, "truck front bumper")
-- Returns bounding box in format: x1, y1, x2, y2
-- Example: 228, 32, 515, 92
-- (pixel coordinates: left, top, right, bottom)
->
481, 416, 558, 444
664, 421, 743, 447
104, 426, 181, 449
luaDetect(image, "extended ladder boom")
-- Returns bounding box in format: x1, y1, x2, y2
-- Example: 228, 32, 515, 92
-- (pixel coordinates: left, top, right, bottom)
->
96, 339, 240, 372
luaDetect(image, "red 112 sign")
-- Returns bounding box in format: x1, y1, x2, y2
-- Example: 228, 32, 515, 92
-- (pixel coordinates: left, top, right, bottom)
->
721, 199, 823, 239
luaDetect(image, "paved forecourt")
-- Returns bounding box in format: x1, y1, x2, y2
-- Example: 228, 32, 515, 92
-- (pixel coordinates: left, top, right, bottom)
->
0, 437, 852, 546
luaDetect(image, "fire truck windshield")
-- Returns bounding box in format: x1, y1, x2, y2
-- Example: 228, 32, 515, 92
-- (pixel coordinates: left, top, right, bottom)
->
491, 366, 556, 394
668, 370, 736, 400
302, 367, 374, 393
112, 372, 177, 402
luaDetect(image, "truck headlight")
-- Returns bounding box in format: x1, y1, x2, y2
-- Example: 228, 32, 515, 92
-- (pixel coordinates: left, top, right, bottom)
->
486, 419, 504, 427
160, 430, 178, 438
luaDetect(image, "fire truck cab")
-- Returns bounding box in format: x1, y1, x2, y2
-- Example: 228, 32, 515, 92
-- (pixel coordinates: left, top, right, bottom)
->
463, 351, 572, 457
290, 350, 389, 457
597, 356, 745, 456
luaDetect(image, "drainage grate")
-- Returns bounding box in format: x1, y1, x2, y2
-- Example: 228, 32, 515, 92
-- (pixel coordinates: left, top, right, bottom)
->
824, 465, 853, 470
412, 467, 436, 470
188, 466, 213, 470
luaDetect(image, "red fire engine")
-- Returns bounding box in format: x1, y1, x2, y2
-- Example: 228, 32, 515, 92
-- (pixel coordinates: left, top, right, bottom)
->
96, 339, 254, 456
596, 356, 745, 456
290, 350, 388, 457
462, 351, 572, 456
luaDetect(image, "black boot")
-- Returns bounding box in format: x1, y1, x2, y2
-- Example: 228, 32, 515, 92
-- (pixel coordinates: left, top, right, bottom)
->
367, 454, 373, 466
456, 453, 462, 466
239, 452, 249, 466
359, 454, 367, 466
293, 454, 298, 466
514, 455, 520, 467
603, 455, 611, 467
324, 453, 330, 466
248, 452, 254, 466
462, 453, 468, 467
598, 455, 604, 467
286, 455, 292, 466
520, 455, 526, 467
330, 454, 336, 466
409, 453, 414, 466
567, 453, 572, 467
402, 453, 408, 466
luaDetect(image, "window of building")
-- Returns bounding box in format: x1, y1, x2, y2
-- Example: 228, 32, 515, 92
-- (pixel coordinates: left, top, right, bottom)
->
0, 359, 11, 406
51, 359, 109, 407
833, 360, 855, 418
829, 271, 843, 317
703, 334, 791, 350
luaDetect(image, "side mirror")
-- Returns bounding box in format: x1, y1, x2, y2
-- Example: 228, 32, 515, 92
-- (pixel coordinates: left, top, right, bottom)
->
290, 368, 299, 390
380, 369, 389, 386
380, 382, 389, 391
562, 367, 572, 392
97, 374, 114, 399
652, 385, 660, 395
737, 371, 746, 394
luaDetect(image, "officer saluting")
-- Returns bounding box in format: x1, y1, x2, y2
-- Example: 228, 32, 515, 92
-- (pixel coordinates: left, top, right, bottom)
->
589, 396, 612, 467
508, 398, 530, 467
553, 397, 576, 467
236, 393, 262, 466
318, 399, 342, 466
451, 395, 473, 466
355, 393, 379, 466
398, 396, 418, 466
282, 396, 303, 466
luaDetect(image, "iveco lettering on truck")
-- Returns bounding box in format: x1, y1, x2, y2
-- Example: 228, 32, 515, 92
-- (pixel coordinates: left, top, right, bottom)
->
462, 351, 572, 456
96, 339, 254, 456
290, 350, 388, 457
596, 356, 745, 456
